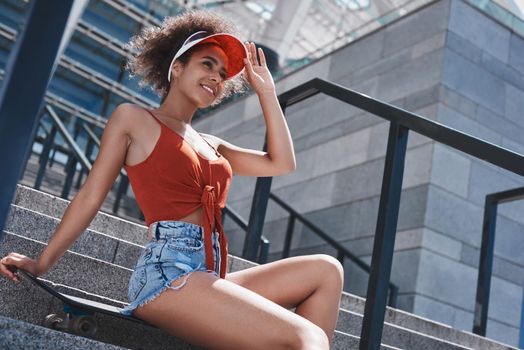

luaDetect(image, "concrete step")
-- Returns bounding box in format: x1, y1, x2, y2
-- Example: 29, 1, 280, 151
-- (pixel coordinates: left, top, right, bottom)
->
13, 184, 146, 244
5, 203, 256, 273
0, 230, 498, 350
21, 153, 142, 224
339, 293, 517, 350
0, 251, 398, 350
6, 204, 144, 270
0, 315, 127, 350
5, 184, 519, 350
337, 308, 474, 350
0, 276, 200, 350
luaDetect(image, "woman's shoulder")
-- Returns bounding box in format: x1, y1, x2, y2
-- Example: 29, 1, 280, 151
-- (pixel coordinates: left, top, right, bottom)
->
111, 103, 149, 119
109, 103, 151, 130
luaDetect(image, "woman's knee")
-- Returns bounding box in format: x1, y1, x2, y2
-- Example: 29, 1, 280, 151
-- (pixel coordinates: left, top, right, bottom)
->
314, 254, 344, 286
290, 323, 329, 350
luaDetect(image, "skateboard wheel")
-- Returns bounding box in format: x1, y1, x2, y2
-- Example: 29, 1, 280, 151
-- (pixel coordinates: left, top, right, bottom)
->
43, 314, 63, 329
71, 315, 98, 337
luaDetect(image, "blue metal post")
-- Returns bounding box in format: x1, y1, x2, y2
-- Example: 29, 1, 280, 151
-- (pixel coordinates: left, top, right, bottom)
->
359, 122, 409, 349
0, 0, 84, 241
242, 146, 273, 260
473, 197, 498, 336
242, 103, 288, 261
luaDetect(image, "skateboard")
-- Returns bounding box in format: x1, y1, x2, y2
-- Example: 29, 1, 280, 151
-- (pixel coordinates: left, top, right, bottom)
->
15, 268, 149, 338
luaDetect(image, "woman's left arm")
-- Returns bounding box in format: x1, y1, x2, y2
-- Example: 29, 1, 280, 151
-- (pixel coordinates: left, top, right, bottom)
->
203, 42, 296, 177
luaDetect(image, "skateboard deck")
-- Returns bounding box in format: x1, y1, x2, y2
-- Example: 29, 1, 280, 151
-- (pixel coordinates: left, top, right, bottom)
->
16, 268, 149, 337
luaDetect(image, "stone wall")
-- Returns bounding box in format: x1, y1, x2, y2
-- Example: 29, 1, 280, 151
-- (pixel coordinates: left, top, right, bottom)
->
195, 0, 524, 346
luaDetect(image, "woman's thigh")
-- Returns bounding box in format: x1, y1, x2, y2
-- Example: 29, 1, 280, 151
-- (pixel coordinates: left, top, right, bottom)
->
225, 254, 343, 309
133, 270, 327, 350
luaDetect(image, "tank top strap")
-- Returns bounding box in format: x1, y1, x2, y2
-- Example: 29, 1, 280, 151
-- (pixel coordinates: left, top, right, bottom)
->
145, 109, 164, 127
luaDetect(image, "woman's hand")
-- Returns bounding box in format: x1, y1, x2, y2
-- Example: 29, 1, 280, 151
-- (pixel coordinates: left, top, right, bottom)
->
0, 253, 43, 282
243, 42, 276, 96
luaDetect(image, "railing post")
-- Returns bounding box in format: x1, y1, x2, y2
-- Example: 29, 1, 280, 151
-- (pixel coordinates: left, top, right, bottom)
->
473, 196, 498, 336
360, 122, 408, 350
113, 174, 129, 214
337, 250, 345, 265
49, 145, 57, 167
242, 173, 273, 261
241, 135, 272, 260
20, 111, 45, 181
258, 239, 270, 264
282, 215, 295, 258
61, 155, 77, 198
35, 126, 57, 190
76, 137, 95, 189
242, 102, 288, 261
388, 285, 398, 307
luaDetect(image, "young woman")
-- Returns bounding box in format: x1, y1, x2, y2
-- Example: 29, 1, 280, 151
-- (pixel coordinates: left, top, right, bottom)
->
0, 10, 343, 350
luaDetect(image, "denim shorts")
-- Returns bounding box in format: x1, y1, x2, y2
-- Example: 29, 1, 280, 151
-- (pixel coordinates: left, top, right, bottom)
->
120, 220, 221, 316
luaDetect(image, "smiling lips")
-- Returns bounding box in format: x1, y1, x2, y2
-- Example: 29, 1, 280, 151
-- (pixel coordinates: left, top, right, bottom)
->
201, 84, 215, 97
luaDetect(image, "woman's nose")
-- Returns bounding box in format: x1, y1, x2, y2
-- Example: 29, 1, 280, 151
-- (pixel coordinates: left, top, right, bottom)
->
210, 72, 221, 82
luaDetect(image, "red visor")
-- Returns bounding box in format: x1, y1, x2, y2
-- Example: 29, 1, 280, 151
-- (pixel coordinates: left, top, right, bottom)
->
167, 31, 247, 82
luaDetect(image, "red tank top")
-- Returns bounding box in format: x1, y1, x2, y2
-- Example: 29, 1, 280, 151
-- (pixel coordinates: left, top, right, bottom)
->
125, 109, 233, 278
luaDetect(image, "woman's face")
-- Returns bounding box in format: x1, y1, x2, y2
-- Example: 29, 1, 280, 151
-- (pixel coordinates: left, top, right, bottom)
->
173, 44, 229, 108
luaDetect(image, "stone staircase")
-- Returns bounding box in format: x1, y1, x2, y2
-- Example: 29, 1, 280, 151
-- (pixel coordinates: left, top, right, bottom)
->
20, 151, 143, 224
0, 184, 519, 349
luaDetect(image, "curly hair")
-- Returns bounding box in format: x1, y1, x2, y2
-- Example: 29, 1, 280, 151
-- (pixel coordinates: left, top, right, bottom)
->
125, 9, 248, 106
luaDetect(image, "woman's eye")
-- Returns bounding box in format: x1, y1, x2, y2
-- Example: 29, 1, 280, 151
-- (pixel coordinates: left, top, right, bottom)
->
203, 61, 226, 80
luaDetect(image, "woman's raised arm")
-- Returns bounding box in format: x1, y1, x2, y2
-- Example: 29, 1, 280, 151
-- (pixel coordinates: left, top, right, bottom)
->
0, 103, 133, 281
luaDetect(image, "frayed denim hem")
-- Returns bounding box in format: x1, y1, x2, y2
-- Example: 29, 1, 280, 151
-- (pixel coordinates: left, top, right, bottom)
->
119, 264, 219, 317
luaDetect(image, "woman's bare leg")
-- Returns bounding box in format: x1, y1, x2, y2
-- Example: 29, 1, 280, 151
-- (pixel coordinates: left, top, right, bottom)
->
133, 270, 329, 350
226, 254, 344, 344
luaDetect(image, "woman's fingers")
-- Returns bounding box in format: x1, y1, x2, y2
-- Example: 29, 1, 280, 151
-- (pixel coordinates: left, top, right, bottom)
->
246, 42, 259, 66
244, 57, 254, 77
245, 42, 268, 67
0, 255, 20, 282
258, 47, 266, 67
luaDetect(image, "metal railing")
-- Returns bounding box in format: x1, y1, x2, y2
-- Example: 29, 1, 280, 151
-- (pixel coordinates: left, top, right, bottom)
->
222, 206, 270, 264
241, 77, 524, 350
34, 105, 129, 213
474, 186, 524, 336
269, 192, 398, 307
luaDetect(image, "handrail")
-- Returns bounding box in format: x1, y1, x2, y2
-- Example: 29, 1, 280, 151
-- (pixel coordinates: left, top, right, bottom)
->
45, 92, 107, 129
45, 105, 92, 171
222, 206, 270, 264
80, 123, 128, 178
222, 206, 248, 231
269, 192, 398, 306
474, 186, 524, 337
279, 79, 524, 176
243, 77, 524, 350
35, 105, 133, 214
34, 106, 92, 198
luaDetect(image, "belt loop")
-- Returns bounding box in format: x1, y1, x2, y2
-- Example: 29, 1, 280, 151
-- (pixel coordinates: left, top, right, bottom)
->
154, 222, 160, 240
